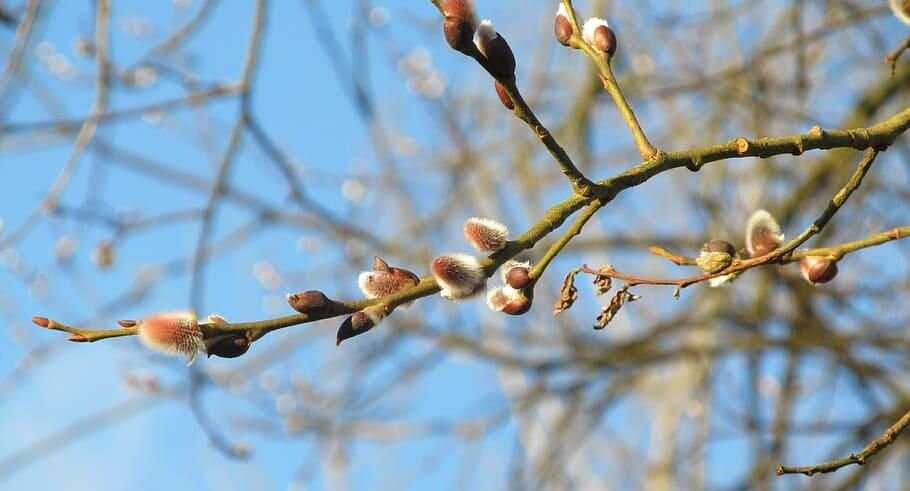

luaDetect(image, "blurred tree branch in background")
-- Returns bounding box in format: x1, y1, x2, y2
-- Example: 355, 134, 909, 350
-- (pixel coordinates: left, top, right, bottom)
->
1, 0, 910, 489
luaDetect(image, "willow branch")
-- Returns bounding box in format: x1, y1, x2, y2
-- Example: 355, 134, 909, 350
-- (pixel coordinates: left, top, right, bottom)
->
776, 408, 910, 476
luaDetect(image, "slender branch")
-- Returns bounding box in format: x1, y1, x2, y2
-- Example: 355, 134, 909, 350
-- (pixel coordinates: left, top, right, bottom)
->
531, 200, 604, 279
584, 149, 881, 289
776, 408, 910, 476
561, 0, 659, 160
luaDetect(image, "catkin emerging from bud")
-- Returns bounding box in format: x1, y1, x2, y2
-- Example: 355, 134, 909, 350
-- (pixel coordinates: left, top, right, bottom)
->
137, 311, 203, 365
431, 253, 486, 300
891, 0, 910, 25
336, 305, 386, 345
745, 209, 784, 258
696, 239, 736, 274
581, 18, 616, 56
554, 4, 573, 46
474, 20, 516, 79
358, 256, 420, 300
799, 256, 838, 285
485, 286, 531, 315
464, 217, 508, 253
501, 259, 532, 289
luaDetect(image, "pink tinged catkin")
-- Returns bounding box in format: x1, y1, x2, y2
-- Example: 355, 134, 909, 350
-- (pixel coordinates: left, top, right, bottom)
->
137, 311, 203, 365
745, 209, 784, 258
431, 253, 486, 300
464, 217, 508, 253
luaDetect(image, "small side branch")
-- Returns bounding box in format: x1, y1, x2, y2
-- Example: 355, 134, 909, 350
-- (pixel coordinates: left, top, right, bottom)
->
777, 408, 910, 476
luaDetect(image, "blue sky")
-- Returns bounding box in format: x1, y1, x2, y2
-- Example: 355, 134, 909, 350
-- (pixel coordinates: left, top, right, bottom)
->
1, 1, 909, 490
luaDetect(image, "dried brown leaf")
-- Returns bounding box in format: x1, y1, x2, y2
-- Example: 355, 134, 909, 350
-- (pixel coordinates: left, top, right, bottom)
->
594, 285, 640, 330
553, 268, 580, 315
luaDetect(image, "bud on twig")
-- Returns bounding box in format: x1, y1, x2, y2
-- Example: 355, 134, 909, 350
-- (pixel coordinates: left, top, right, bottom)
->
501, 259, 532, 289
31, 316, 50, 328
696, 239, 736, 274
431, 253, 486, 300
485, 286, 532, 316
582, 18, 616, 56
287, 290, 331, 315
137, 311, 203, 365
118, 319, 138, 328
358, 256, 420, 301
494, 80, 514, 110
464, 217, 508, 253
204, 334, 250, 358
799, 256, 838, 285
745, 209, 784, 258
474, 20, 516, 79
441, 0, 477, 55
554, 4, 573, 46
336, 305, 386, 345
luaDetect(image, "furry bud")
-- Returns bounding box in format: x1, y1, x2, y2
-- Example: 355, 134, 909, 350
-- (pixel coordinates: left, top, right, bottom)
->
799, 256, 838, 285
486, 286, 531, 316
358, 256, 420, 300
464, 217, 508, 253
554, 4, 573, 46
137, 311, 203, 365
431, 253, 486, 300
745, 209, 784, 258
582, 18, 616, 56
696, 240, 736, 274
287, 290, 331, 315
891, 0, 910, 25
204, 334, 250, 358
336, 305, 386, 345
474, 20, 516, 79
494, 80, 514, 110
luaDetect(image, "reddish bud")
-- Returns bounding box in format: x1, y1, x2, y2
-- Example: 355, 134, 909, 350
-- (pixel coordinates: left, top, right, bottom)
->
485, 286, 531, 316
474, 20, 516, 79
440, 0, 475, 21
137, 311, 203, 365
745, 210, 784, 258
287, 290, 331, 315
32, 316, 50, 328
494, 80, 514, 110
204, 335, 250, 358
464, 217, 508, 253
503, 261, 532, 290
444, 16, 476, 55
67, 334, 89, 342
358, 257, 420, 301
431, 253, 486, 300
800, 256, 838, 285
336, 306, 385, 345
554, 4, 573, 46
582, 18, 616, 56
118, 319, 137, 328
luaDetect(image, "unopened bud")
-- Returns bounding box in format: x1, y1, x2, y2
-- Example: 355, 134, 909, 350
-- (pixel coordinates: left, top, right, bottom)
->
745, 209, 784, 258
31, 316, 50, 328
137, 311, 203, 365
204, 334, 250, 358
336, 305, 385, 345
287, 290, 331, 315
799, 256, 838, 285
474, 20, 516, 79
464, 217, 508, 253
582, 18, 616, 56
444, 14, 476, 55
696, 239, 736, 274
118, 319, 137, 328
431, 253, 486, 300
554, 4, 573, 46
68, 334, 89, 342
494, 80, 514, 110
502, 260, 532, 289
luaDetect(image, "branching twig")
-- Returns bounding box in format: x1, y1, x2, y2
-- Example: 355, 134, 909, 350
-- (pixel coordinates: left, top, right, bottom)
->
776, 408, 910, 476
